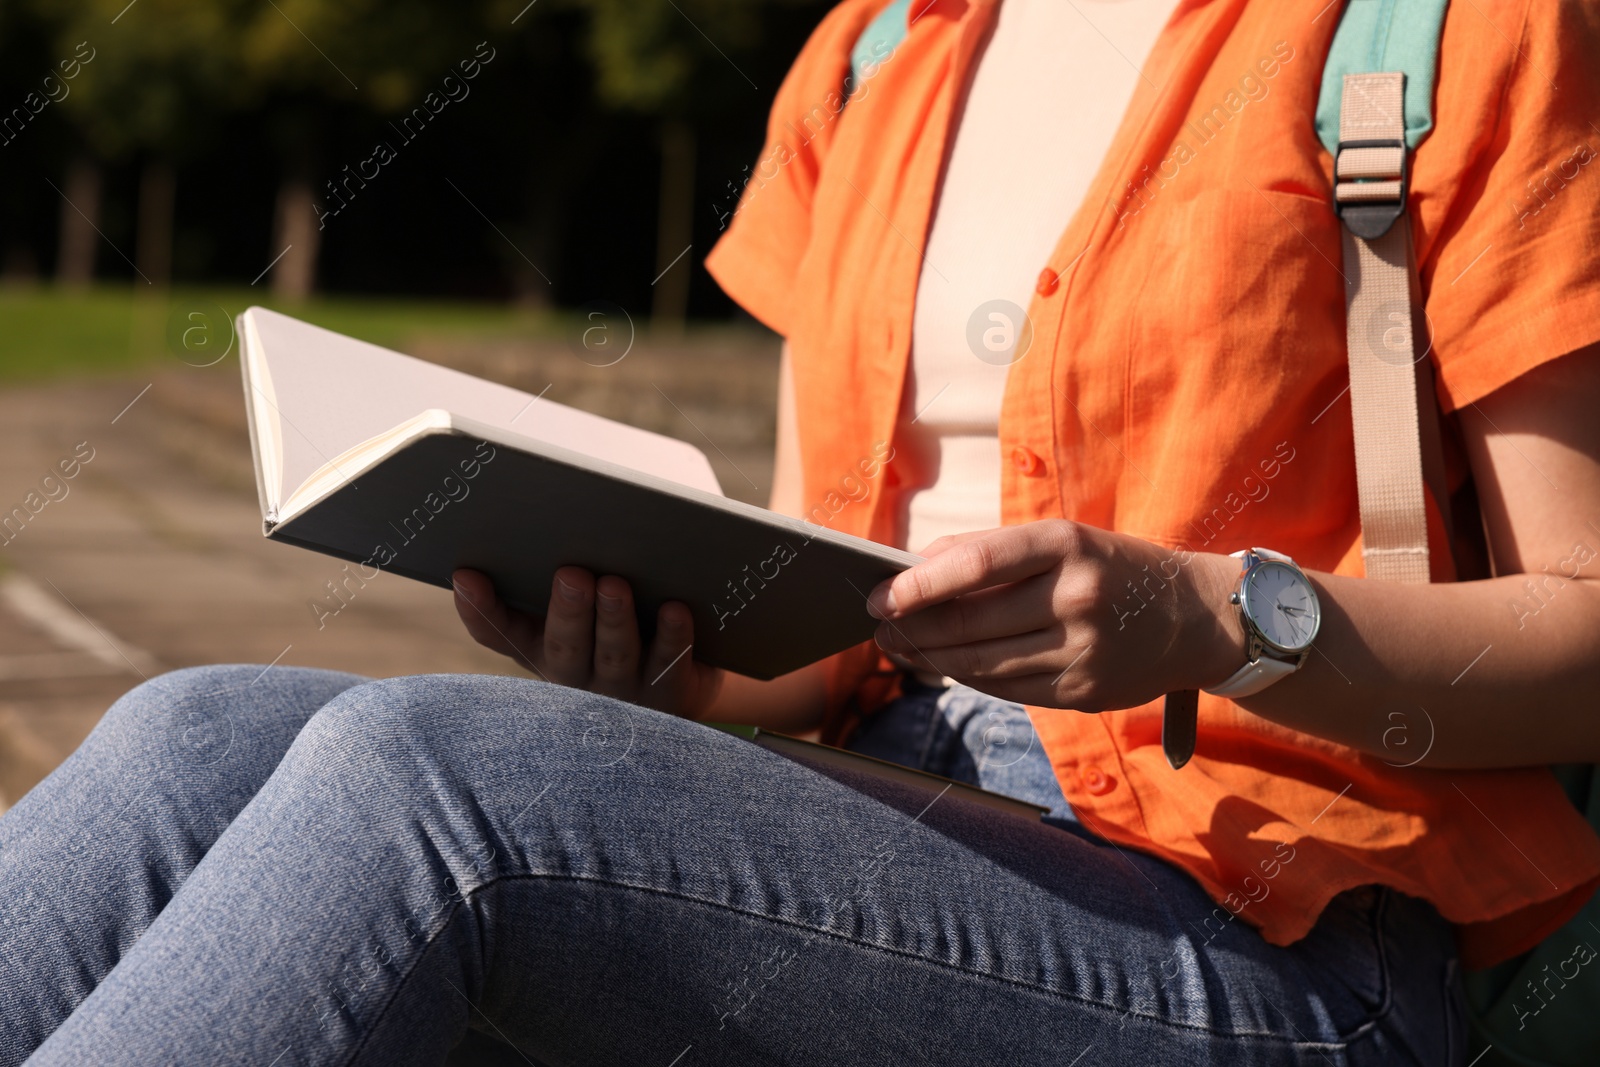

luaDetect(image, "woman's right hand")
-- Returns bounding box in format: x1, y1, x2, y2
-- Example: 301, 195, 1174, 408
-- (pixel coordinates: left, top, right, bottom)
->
450, 566, 724, 719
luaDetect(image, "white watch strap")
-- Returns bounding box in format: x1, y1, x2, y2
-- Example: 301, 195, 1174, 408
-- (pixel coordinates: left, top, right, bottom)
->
1237, 546, 1292, 562
1204, 654, 1297, 699
1205, 547, 1303, 699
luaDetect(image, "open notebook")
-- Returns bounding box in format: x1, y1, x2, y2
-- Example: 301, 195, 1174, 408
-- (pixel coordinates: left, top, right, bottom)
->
239, 308, 920, 679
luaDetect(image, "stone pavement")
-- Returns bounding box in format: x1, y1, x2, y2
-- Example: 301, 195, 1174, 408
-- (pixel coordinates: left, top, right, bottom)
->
0, 327, 781, 808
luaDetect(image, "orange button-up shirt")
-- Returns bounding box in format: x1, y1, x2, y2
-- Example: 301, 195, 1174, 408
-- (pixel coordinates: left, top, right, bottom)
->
706, 0, 1600, 968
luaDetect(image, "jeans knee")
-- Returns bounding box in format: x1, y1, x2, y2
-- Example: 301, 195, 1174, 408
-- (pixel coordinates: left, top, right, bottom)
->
98, 664, 367, 768
293, 675, 648, 789
303, 674, 549, 745
97, 666, 257, 757
108, 665, 262, 718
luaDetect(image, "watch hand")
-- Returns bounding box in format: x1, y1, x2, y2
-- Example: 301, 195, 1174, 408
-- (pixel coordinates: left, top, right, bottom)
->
1273, 604, 1310, 642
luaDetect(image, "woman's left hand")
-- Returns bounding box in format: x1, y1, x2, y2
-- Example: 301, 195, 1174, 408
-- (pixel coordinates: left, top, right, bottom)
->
867, 520, 1243, 711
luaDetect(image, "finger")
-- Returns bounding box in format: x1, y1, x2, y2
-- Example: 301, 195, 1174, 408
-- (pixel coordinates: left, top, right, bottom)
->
590, 575, 643, 699
878, 648, 921, 675
539, 566, 597, 688
452, 569, 545, 671
888, 626, 1079, 685
869, 523, 1078, 621
875, 573, 1059, 652
640, 601, 696, 709
911, 526, 1007, 559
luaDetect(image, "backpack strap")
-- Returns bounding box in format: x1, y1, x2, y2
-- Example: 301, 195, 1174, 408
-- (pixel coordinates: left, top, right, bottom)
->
1336, 74, 1435, 583
1167, 2, 1453, 769
851, 0, 912, 88
1321, 0, 1451, 584
1317, 0, 1450, 158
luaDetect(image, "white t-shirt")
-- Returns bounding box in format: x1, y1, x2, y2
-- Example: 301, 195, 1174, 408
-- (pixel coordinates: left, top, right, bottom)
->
898, 0, 1181, 553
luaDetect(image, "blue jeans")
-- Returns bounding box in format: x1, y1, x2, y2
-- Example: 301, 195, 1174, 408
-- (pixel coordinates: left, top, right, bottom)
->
0, 667, 1464, 1065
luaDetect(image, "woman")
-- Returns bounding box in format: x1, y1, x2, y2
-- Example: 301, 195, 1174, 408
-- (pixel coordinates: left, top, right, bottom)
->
5, 0, 1600, 1063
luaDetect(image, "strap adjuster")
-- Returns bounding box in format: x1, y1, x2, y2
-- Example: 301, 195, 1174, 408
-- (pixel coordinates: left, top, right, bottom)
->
1334, 137, 1408, 239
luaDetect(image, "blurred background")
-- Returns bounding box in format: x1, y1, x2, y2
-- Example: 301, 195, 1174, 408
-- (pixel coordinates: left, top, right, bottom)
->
0, 0, 828, 813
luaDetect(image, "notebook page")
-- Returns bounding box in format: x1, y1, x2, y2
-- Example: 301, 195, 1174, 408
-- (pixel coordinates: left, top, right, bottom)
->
244, 307, 723, 508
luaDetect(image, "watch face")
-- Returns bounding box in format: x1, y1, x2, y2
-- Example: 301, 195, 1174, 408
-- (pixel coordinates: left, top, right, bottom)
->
1241, 559, 1321, 653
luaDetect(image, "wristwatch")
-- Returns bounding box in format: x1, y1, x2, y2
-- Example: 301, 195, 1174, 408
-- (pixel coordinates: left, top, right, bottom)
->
1205, 547, 1321, 697
1161, 548, 1320, 770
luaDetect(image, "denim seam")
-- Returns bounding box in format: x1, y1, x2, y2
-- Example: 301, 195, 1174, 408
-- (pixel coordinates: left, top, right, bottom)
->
915, 710, 941, 771
341, 896, 462, 1067
1441, 957, 1460, 1065
916, 687, 948, 770
1329, 886, 1398, 1047
396, 869, 1365, 1051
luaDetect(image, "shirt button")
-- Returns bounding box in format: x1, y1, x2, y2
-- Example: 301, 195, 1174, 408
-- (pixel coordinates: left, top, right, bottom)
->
1036, 267, 1060, 296
1010, 446, 1044, 476
1081, 765, 1115, 795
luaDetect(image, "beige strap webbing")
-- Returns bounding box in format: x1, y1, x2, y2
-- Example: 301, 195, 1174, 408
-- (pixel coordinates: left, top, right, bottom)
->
1336, 72, 1432, 584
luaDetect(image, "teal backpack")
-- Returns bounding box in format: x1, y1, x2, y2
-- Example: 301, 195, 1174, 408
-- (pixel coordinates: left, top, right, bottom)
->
1311, 5, 1596, 1061
853, 1, 1599, 1063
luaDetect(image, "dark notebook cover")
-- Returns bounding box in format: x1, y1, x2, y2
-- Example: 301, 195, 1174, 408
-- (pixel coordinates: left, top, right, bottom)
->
268, 419, 918, 679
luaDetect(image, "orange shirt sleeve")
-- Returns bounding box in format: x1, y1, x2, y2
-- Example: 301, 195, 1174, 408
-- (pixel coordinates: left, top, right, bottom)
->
1418, 0, 1600, 415
704, 0, 890, 337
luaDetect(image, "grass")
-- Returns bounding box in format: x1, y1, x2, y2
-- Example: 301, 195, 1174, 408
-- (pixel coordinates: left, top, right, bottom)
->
0, 285, 566, 382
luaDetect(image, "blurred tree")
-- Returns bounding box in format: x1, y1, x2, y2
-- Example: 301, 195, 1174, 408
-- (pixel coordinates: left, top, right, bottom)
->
231, 0, 494, 299
575, 0, 763, 330
32, 0, 501, 298
0, 0, 59, 284
26, 0, 244, 290
15, 0, 828, 310
55, 159, 101, 291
